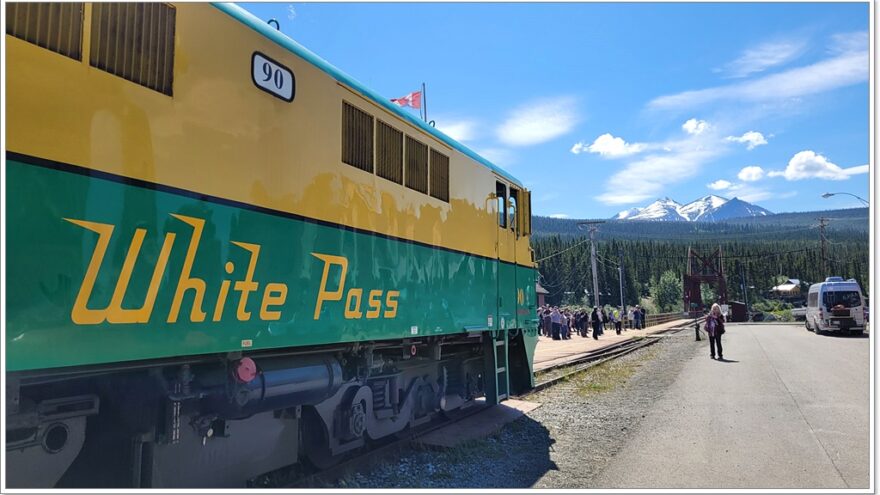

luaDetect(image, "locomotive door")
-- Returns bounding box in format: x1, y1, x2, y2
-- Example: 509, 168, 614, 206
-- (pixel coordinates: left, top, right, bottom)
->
490, 180, 517, 403
495, 181, 517, 331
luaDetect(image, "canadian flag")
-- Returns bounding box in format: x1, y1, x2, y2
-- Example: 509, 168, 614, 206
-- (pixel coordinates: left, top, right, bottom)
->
391, 90, 422, 109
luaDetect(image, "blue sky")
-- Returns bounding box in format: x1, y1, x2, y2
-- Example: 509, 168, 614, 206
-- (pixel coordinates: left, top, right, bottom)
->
240, 2, 870, 218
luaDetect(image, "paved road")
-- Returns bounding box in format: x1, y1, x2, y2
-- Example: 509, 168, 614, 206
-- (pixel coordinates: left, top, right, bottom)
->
595, 323, 870, 489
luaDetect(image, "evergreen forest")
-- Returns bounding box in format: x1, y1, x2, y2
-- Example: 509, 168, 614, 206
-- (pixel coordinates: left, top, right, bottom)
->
530, 209, 869, 310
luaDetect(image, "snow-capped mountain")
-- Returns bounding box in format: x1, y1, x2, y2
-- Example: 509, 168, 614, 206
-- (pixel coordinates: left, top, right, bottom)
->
618, 197, 687, 221
613, 195, 773, 222
615, 207, 643, 220
698, 197, 772, 221
677, 195, 729, 222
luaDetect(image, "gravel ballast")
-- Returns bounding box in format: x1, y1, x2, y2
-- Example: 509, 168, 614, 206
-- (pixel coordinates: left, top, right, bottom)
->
336, 330, 703, 489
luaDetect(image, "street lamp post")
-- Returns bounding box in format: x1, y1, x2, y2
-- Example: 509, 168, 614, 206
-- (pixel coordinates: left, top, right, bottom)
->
821, 192, 869, 207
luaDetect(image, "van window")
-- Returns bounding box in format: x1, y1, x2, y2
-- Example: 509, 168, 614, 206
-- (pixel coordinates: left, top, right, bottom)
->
823, 291, 861, 310
808, 292, 818, 307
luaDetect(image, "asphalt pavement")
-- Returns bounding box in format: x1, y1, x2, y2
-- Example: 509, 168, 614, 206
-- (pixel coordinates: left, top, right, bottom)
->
595, 323, 870, 489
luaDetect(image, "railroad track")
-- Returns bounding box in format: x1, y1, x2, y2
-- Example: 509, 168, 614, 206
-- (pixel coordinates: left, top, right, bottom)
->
523, 319, 703, 397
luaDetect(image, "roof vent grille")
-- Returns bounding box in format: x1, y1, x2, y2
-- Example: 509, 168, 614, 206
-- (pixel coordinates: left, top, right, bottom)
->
90, 2, 176, 96
5, 3, 84, 60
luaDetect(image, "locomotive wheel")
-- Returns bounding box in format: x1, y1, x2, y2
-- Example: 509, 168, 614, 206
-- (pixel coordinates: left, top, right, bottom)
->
301, 408, 339, 470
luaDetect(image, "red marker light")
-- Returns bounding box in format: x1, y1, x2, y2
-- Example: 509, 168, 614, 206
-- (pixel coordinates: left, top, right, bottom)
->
410, 345, 417, 356
234, 357, 258, 383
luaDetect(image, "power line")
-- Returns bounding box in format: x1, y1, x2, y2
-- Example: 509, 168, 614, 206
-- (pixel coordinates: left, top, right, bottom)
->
534, 236, 591, 263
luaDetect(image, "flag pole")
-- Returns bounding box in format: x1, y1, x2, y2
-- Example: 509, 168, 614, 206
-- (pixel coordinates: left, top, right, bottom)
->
422, 82, 427, 122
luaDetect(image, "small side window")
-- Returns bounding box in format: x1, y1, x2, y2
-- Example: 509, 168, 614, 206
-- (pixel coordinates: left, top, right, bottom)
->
509, 189, 518, 234
496, 182, 507, 228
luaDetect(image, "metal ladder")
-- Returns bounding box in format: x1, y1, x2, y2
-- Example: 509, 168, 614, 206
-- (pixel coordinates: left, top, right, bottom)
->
486, 330, 509, 404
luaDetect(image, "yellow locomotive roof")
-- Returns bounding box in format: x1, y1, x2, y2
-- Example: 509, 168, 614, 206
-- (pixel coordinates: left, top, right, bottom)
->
213, 2, 524, 188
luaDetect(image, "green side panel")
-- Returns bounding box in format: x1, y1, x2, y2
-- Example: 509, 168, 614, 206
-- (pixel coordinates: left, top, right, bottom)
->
516, 264, 538, 384
6, 159, 524, 371
497, 261, 516, 331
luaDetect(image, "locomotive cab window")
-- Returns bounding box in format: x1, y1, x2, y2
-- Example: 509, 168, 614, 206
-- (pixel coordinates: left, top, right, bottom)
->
496, 182, 507, 228
509, 188, 519, 234
522, 189, 532, 236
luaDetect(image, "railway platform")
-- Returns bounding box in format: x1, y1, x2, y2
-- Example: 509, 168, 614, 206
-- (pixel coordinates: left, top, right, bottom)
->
534, 318, 696, 372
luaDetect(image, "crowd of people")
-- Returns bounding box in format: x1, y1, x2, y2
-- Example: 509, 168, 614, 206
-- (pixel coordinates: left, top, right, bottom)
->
538, 304, 648, 341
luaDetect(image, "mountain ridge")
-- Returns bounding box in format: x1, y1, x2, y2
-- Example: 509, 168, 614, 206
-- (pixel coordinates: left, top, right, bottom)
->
613, 195, 772, 222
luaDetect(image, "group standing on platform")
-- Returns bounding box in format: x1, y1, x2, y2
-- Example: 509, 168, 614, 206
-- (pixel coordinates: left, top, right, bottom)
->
538, 304, 647, 340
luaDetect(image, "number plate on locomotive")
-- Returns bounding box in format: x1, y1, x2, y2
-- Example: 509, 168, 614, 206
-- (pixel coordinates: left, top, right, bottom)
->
252, 52, 295, 102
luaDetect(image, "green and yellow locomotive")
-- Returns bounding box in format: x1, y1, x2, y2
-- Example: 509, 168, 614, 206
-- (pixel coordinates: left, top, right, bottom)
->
5, 2, 537, 487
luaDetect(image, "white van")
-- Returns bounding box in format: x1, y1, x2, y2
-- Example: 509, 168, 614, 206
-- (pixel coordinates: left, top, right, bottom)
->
805, 277, 866, 335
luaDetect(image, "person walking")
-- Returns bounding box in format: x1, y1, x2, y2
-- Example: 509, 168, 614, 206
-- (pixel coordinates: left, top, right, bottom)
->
542, 309, 552, 338
601, 307, 609, 332
550, 307, 562, 340
640, 306, 647, 330
591, 307, 602, 340
561, 311, 571, 340
706, 303, 726, 360
634, 305, 643, 330
613, 307, 622, 335
576, 310, 587, 338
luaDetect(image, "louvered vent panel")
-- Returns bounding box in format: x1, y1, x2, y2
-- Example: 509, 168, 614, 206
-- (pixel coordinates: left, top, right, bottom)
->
429, 149, 449, 202
342, 102, 375, 173
405, 137, 428, 194
90, 3, 175, 96
376, 120, 403, 184
5, 3, 83, 60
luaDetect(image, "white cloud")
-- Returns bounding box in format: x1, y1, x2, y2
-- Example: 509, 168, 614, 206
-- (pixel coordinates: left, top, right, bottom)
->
718, 40, 806, 78
736, 187, 774, 203
767, 150, 867, 181
286, 4, 297, 20
436, 120, 477, 142
596, 144, 721, 205
726, 131, 768, 150
548, 213, 569, 219
737, 165, 765, 182
496, 97, 579, 146
829, 31, 867, 54
575, 133, 646, 158
842, 164, 869, 176
682, 118, 710, 135
649, 46, 868, 110
570, 142, 586, 154
707, 179, 733, 190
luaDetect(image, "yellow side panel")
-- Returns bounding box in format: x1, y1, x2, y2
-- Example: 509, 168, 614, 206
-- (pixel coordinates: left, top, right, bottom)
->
6, 3, 531, 264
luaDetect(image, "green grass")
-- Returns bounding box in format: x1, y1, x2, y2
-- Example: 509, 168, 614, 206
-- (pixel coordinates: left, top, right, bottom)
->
566, 346, 659, 397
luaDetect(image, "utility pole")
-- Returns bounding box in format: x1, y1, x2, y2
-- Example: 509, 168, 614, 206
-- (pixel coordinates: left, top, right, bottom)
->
818, 217, 829, 276
577, 221, 605, 308
740, 261, 750, 318
618, 249, 625, 310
